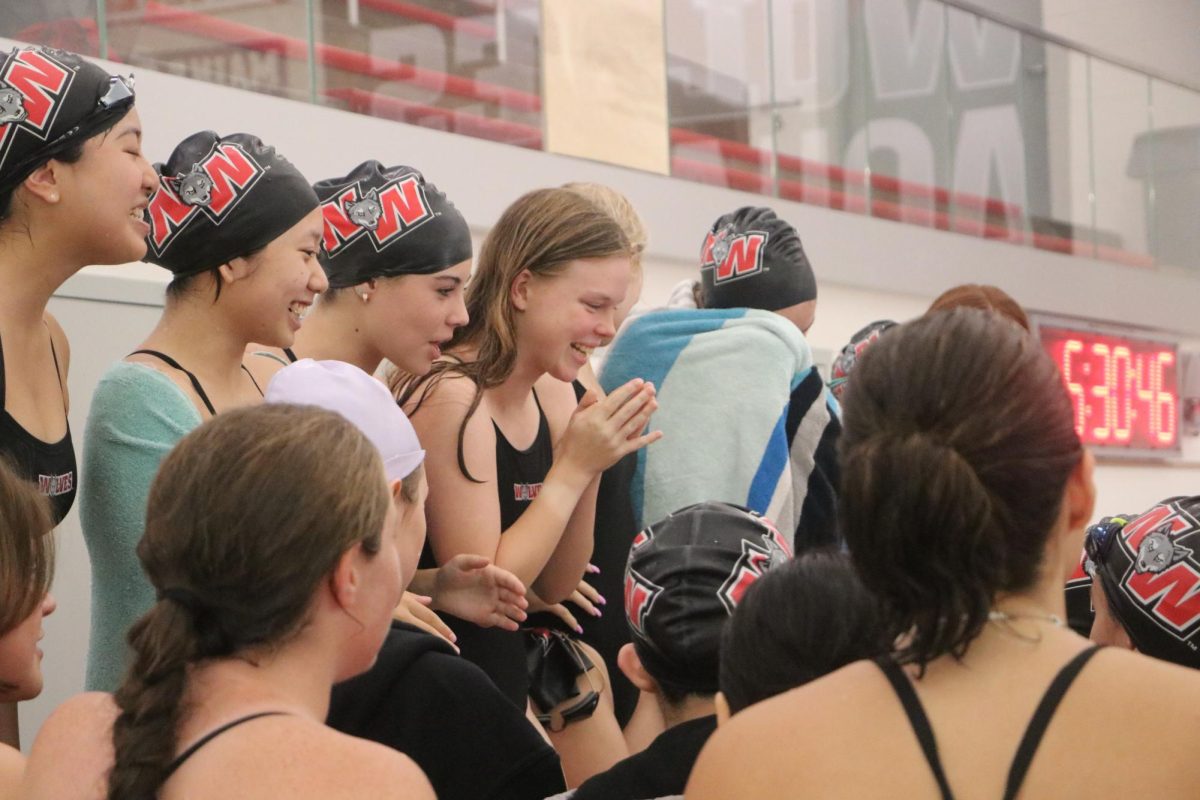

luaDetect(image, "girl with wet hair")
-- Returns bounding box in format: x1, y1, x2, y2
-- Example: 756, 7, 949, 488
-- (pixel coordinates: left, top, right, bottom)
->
23, 404, 434, 800
689, 309, 1200, 799
393, 187, 660, 776
0, 458, 57, 791
247, 161, 526, 638
80, 131, 328, 691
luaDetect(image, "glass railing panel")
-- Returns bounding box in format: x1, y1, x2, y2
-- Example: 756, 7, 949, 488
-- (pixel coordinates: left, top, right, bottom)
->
1143, 79, 1200, 272
1024, 38, 1095, 260
101, 0, 315, 103
944, 4, 1029, 245
1088, 59, 1154, 268
768, 0, 869, 215
666, 0, 777, 199
0, 2, 102, 56
857, 0, 953, 230
313, 0, 542, 150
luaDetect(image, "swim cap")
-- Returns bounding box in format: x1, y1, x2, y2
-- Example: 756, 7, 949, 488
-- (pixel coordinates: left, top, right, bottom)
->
1086, 497, 1200, 669
0, 46, 136, 196
144, 131, 318, 277
626, 501, 791, 693
829, 320, 897, 401
313, 161, 472, 289
699, 207, 816, 312
265, 359, 425, 482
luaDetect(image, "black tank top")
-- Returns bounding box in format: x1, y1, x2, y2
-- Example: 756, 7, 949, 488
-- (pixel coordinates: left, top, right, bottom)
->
875, 647, 1101, 800
129, 350, 264, 415
160, 711, 288, 785
418, 389, 554, 710
0, 329, 76, 523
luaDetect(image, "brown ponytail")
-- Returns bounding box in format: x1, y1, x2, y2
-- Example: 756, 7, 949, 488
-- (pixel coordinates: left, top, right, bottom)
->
107, 404, 389, 799
840, 308, 1081, 670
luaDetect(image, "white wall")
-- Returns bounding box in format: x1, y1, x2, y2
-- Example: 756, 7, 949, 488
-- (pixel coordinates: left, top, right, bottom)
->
15, 43, 1200, 746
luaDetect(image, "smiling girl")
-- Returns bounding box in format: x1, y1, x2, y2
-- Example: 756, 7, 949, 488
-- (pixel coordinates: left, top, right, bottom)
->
392, 187, 660, 724
0, 45, 153, 526
80, 131, 327, 692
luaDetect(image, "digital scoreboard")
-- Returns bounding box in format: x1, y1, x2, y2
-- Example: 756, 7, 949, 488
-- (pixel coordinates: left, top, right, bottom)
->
1034, 316, 1179, 456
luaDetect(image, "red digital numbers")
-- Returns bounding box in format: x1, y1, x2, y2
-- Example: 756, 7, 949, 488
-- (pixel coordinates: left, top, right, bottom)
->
1040, 325, 1178, 451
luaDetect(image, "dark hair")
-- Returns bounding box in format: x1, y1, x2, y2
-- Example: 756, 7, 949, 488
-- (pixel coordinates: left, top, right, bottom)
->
927, 284, 1030, 331
164, 242, 267, 303
719, 550, 888, 713
0, 458, 55, 635
107, 404, 390, 800
391, 187, 629, 480
839, 309, 1081, 670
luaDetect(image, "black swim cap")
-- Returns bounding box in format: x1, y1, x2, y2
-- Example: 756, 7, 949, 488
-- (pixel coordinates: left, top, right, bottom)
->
1087, 497, 1200, 669
699, 207, 817, 312
626, 501, 791, 694
0, 46, 136, 196
313, 161, 472, 289
144, 131, 318, 277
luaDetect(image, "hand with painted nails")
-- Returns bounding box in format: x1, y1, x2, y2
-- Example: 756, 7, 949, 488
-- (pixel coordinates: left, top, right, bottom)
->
393, 591, 459, 652
526, 578, 604, 635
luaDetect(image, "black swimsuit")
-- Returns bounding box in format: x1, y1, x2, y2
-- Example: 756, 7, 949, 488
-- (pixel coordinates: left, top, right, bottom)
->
0, 329, 76, 523
418, 388, 555, 710
875, 647, 1101, 800
160, 711, 288, 785
129, 350, 264, 415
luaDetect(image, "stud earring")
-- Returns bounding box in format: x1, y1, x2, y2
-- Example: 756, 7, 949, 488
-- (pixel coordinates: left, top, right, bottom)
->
361, 292, 369, 302
48, 193, 58, 202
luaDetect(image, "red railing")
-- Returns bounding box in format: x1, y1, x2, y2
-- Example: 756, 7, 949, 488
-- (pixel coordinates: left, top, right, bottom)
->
29, 2, 1151, 270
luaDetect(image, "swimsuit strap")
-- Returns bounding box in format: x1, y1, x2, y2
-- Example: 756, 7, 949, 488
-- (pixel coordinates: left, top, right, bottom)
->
874, 656, 955, 800
128, 350, 217, 416
283, 347, 298, 363
1002, 646, 1102, 800
161, 711, 289, 782
241, 364, 264, 398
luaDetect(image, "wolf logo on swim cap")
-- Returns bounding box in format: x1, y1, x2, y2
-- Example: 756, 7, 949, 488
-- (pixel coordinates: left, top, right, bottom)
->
1089, 497, 1200, 668
314, 160, 472, 289
344, 189, 384, 231
0, 83, 27, 124
698, 207, 816, 312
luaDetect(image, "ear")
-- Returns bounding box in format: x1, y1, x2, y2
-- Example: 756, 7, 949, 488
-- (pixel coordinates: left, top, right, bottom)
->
218, 256, 256, 285
1065, 448, 1097, 533
509, 269, 534, 312
714, 691, 732, 726
329, 544, 364, 611
354, 278, 378, 303
617, 642, 659, 695
22, 161, 63, 205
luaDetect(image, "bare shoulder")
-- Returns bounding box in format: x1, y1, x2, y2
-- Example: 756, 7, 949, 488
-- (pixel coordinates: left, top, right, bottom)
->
0, 743, 23, 799
326, 734, 434, 799
23, 693, 116, 800
254, 725, 434, 800
43, 311, 70, 370
688, 660, 884, 798
242, 344, 288, 388
412, 368, 480, 408
1088, 646, 1200, 722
